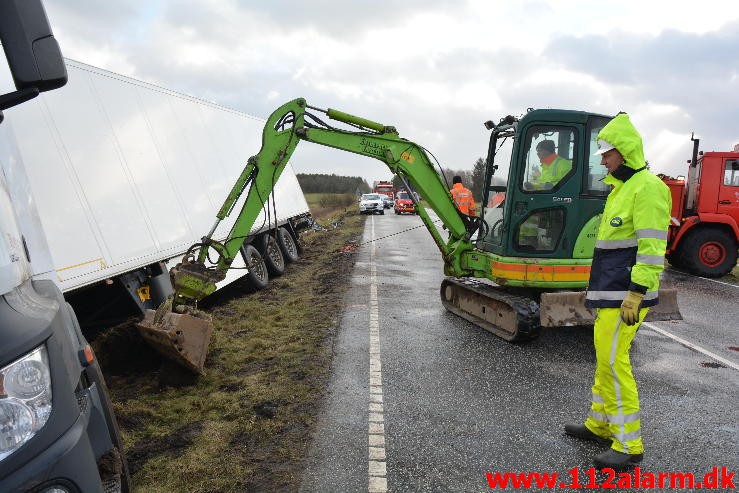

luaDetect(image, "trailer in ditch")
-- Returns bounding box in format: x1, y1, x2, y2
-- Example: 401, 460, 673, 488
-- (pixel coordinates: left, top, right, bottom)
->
0, 59, 312, 365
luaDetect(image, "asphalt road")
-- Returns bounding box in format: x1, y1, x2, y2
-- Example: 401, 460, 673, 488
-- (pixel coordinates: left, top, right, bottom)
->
301, 211, 739, 492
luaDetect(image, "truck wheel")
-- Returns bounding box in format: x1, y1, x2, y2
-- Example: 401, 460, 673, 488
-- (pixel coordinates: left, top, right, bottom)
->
666, 251, 684, 269
257, 234, 286, 277
380, 209, 385, 215
242, 244, 269, 289
277, 227, 299, 263
680, 228, 738, 277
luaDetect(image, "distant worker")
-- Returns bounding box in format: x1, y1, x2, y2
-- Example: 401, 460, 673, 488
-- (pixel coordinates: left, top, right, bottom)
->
565, 113, 671, 469
525, 139, 572, 190
450, 176, 477, 216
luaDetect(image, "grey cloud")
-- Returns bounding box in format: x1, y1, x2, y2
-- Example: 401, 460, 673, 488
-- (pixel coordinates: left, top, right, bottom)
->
547, 22, 739, 161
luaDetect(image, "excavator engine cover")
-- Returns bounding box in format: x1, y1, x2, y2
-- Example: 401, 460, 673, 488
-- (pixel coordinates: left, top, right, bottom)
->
137, 308, 213, 374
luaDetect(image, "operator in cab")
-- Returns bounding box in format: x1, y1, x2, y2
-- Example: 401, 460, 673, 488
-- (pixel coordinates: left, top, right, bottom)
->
450, 175, 476, 216
525, 139, 572, 190
565, 113, 671, 469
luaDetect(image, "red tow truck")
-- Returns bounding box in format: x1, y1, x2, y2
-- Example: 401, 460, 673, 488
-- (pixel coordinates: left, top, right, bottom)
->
662, 136, 739, 277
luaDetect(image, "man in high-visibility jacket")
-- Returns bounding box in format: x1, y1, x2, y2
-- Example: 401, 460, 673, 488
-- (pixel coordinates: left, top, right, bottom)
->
565, 113, 671, 468
525, 139, 572, 190
450, 176, 476, 215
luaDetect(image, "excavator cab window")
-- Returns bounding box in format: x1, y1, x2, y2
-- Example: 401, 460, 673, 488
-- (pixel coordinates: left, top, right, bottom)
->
584, 119, 611, 195
514, 208, 566, 252
521, 127, 575, 192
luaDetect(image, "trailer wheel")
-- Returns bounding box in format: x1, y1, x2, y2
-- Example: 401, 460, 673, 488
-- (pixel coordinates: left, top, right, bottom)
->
242, 244, 269, 289
257, 234, 286, 277
277, 227, 299, 263
680, 228, 738, 277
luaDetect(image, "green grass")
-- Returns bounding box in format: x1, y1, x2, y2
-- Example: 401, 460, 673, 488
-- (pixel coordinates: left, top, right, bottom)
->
98, 207, 365, 492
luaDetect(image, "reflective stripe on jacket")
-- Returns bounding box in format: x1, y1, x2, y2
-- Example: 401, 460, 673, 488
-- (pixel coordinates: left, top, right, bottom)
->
585, 114, 671, 308
450, 183, 476, 215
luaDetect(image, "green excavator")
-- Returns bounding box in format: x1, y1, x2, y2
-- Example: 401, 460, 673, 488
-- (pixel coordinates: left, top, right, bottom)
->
138, 98, 681, 373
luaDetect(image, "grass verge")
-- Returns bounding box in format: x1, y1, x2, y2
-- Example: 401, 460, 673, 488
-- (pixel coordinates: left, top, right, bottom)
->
96, 207, 364, 492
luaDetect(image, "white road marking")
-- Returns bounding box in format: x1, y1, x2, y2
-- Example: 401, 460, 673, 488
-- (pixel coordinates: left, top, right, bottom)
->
642, 322, 739, 371
368, 217, 388, 493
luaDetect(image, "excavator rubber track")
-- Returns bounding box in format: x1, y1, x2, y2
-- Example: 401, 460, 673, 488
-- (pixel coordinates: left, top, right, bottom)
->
440, 277, 540, 342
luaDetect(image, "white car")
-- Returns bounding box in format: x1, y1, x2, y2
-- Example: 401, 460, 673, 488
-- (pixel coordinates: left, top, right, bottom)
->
359, 193, 385, 215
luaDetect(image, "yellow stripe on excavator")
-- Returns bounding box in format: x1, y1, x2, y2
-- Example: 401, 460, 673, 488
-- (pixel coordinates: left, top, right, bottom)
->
491, 261, 591, 283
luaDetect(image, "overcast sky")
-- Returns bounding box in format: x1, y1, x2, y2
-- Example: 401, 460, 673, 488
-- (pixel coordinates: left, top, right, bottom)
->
42, 0, 739, 186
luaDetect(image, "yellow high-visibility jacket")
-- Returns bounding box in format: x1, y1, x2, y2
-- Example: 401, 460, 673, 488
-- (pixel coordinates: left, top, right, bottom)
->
585, 114, 672, 308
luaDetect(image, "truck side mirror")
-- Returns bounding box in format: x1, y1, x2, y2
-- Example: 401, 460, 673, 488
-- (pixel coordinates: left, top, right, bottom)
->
0, 0, 67, 111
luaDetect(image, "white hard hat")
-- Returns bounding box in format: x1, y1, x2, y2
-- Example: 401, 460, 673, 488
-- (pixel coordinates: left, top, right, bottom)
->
594, 138, 615, 155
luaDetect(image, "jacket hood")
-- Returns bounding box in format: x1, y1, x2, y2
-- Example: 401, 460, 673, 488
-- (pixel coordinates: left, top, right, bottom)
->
597, 113, 645, 170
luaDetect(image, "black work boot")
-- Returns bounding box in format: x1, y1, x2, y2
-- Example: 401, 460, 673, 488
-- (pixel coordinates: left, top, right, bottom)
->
594, 449, 644, 469
564, 424, 611, 445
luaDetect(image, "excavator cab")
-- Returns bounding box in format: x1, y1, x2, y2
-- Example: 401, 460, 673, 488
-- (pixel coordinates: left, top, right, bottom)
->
478, 110, 612, 263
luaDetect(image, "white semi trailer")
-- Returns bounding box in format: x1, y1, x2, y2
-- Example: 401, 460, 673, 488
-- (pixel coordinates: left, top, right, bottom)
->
0, 59, 312, 331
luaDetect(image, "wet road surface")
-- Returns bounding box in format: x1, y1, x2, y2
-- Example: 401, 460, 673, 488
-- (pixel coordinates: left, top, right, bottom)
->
301, 212, 739, 492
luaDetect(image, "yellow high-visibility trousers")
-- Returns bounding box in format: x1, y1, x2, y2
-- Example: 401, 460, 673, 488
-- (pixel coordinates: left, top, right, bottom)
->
584, 307, 648, 454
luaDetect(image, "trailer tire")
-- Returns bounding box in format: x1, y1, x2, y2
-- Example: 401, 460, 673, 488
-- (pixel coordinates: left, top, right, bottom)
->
277, 227, 299, 263
242, 244, 269, 290
680, 228, 738, 278
256, 234, 286, 277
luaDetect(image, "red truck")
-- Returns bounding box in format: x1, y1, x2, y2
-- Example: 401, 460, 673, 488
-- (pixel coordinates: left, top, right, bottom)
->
662, 136, 739, 277
374, 180, 395, 209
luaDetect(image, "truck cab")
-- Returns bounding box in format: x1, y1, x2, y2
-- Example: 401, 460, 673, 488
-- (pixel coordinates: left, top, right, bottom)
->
0, 2, 129, 491
663, 140, 739, 277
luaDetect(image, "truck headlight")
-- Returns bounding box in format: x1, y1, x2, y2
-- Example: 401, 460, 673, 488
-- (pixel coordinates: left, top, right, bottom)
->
0, 346, 52, 461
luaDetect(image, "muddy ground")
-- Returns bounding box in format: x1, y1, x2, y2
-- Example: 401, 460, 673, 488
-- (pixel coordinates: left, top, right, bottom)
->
93, 208, 364, 492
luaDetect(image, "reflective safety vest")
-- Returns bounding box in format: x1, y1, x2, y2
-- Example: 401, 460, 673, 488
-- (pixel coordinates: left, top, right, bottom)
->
537, 155, 572, 187
585, 170, 671, 308
450, 183, 476, 215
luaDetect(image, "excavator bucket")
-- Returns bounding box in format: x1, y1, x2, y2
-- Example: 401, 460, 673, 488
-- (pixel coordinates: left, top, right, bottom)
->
539, 288, 682, 327
136, 308, 213, 374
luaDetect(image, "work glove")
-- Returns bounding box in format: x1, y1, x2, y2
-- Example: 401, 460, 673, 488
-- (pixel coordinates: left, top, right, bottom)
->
620, 290, 644, 326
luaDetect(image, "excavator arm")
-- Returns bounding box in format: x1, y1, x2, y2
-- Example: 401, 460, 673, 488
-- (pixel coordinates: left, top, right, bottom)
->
173, 98, 479, 304
139, 98, 482, 372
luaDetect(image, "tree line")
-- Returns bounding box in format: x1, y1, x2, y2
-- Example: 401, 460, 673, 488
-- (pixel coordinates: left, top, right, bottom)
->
297, 174, 371, 194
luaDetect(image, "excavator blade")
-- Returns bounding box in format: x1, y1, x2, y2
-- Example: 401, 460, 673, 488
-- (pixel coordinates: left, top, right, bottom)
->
136, 309, 214, 374
439, 277, 540, 341
539, 288, 682, 327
